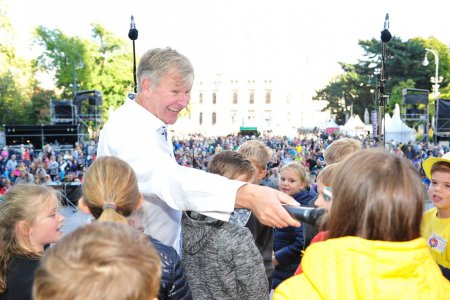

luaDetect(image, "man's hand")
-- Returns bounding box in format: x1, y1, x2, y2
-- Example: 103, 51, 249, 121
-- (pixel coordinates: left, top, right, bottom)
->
235, 184, 300, 228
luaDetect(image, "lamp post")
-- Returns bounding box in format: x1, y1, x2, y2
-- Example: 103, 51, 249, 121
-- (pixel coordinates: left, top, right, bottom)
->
423, 48, 443, 143
422, 48, 443, 98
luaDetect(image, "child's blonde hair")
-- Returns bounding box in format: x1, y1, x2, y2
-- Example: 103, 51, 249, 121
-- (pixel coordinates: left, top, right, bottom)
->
316, 163, 339, 187
208, 150, 255, 180
237, 140, 272, 170
33, 222, 161, 300
323, 138, 361, 165
81, 156, 140, 224
281, 162, 310, 185
0, 184, 60, 292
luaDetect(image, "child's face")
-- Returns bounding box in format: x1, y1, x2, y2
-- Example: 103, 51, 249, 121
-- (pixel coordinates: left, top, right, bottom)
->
28, 197, 65, 252
314, 180, 331, 210
428, 171, 450, 212
279, 168, 306, 196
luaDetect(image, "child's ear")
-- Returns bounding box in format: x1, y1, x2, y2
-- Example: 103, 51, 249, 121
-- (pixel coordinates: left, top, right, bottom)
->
16, 220, 31, 237
258, 168, 267, 181
78, 198, 92, 215
136, 194, 144, 209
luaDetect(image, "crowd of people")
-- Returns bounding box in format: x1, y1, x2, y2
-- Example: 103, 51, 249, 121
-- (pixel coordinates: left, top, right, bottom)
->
0, 142, 97, 196
2, 132, 446, 197
1, 47, 450, 300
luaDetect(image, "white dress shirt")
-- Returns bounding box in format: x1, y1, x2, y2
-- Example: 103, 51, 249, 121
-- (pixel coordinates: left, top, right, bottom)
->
97, 99, 244, 250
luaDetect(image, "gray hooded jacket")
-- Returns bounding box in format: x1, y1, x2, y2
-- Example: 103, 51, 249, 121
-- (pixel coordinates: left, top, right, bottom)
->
181, 212, 269, 300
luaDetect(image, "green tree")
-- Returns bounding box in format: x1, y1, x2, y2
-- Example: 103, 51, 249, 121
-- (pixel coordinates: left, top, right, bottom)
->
315, 36, 450, 124
26, 88, 56, 124
34, 24, 134, 123
0, 1, 38, 126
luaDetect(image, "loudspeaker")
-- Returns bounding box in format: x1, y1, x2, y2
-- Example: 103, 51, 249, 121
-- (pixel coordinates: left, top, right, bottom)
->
402, 88, 429, 105
437, 99, 450, 131
403, 94, 428, 105
88, 91, 103, 106
52, 100, 73, 117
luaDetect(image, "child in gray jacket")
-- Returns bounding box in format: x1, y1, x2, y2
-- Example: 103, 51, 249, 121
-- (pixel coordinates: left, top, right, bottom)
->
182, 151, 269, 300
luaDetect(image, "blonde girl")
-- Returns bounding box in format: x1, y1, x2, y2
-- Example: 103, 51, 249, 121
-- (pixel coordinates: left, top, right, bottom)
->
78, 156, 192, 300
272, 162, 317, 289
0, 184, 64, 300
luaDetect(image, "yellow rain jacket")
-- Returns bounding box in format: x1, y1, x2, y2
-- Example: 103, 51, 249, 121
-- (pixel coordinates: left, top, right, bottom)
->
273, 236, 450, 300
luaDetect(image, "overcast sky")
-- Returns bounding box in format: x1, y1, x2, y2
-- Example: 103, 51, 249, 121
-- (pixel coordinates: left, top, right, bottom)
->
5, 0, 450, 92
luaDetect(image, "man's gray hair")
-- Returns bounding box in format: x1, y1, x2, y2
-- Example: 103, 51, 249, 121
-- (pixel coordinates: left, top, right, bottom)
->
136, 47, 194, 92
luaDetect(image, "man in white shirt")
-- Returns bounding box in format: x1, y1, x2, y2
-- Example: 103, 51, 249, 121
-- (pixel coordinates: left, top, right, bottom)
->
97, 47, 299, 251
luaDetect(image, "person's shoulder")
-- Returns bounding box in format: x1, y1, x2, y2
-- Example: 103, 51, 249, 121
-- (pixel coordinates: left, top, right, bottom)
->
8, 255, 40, 274
423, 207, 437, 220
107, 100, 133, 118
149, 236, 178, 256
222, 222, 254, 242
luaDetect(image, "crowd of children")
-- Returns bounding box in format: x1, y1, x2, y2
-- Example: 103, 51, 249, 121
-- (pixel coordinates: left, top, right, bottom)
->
1, 136, 450, 299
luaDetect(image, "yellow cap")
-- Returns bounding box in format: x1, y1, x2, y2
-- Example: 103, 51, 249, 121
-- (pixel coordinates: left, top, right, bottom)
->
422, 151, 450, 179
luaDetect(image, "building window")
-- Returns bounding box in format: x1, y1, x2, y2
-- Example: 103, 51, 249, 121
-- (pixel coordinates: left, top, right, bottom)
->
249, 90, 255, 104
199, 92, 203, 104
199, 112, 203, 125
232, 91, 238, 104
212, 112, 217, 125
265, 90, 271, 104
212, 92, 217, 105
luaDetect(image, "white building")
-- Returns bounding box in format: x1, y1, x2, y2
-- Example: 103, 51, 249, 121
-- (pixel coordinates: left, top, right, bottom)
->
173, 73, 330, 137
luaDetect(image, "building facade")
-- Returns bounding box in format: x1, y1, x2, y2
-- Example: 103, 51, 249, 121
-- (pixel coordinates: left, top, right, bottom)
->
173, 73, 330, 137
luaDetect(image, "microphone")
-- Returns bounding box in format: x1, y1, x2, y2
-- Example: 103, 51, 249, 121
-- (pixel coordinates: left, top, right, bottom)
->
128, 15, 138, 41
284, 206, 326, 225
381, 13, 392, 43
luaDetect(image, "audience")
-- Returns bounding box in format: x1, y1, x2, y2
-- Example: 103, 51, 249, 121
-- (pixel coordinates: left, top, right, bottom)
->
0, 133, 448, 299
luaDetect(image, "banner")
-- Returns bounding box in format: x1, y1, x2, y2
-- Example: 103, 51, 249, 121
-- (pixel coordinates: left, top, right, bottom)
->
371, 110, 378, 138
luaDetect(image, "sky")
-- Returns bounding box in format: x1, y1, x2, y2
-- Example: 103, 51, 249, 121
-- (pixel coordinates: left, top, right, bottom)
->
4, 0, 450, 93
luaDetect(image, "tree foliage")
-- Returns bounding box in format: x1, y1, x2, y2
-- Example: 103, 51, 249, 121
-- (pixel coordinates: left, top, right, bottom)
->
34, 24, 134, 120
315, 36, 450, 125
0, 2, 39, 126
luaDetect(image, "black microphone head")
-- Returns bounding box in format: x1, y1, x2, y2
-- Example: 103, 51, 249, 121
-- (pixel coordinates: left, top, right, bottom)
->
284, 206, 326, 225
381, 29, 391, 43
128, 29, 138, 40
128, 15, 138, 40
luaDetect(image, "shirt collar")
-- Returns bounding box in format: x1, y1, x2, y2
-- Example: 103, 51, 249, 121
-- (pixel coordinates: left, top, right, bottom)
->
126, 98, 167, 134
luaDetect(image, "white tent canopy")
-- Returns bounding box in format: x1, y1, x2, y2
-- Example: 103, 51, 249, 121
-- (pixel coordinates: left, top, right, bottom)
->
383, 104, 416, 143
318, 119, 339, 130
341, 115, 367, 137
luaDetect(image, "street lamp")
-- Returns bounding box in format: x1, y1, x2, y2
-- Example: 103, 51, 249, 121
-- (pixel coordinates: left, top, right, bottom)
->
422, 48, 443, 99
423, 48, 444, 143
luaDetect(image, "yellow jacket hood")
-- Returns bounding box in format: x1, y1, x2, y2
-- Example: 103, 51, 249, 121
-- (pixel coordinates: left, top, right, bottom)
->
274, 236, 450, 300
